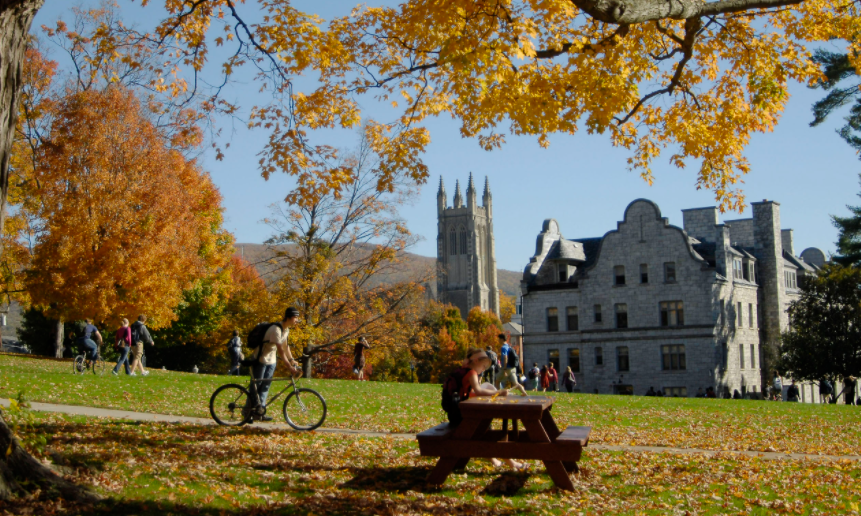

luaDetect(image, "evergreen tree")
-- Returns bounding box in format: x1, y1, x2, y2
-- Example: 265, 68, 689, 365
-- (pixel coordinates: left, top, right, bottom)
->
832, 173, 861, 266
810, 50, 861, 153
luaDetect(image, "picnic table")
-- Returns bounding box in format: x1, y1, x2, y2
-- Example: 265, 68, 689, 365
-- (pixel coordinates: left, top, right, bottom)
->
416, 395, 590, 491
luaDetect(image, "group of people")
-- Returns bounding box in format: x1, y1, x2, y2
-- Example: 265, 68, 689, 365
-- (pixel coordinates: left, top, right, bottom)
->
525, 363, 577, 393
73, 315, 154, 376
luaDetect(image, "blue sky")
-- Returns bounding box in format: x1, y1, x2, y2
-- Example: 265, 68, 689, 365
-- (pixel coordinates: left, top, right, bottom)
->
33, 1, 860, 272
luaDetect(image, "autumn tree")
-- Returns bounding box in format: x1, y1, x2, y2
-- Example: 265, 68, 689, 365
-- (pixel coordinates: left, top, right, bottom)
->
263, 131, 429, 377
778, 264, 861, 400
22, 85, 232, 356
499, 292, 516, 324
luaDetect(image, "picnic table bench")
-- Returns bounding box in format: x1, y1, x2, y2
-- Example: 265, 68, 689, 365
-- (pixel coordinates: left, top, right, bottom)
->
417, 395, 590, 491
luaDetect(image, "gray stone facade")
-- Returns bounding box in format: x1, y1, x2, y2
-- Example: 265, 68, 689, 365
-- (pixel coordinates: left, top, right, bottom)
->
436, 174, 500, 319
520, 199, 826, 400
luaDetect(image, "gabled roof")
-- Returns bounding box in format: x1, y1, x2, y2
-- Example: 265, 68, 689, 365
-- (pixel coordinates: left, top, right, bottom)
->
783, 251, 815, 272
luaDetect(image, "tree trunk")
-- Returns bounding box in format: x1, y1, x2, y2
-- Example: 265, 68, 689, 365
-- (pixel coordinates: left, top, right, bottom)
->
301, 346, 313, 378
0, 409, 100, 502
50, 318, 63, 358
0, 0, 44, 237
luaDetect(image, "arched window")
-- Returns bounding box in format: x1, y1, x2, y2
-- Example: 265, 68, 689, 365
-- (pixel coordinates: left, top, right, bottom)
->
459, 226, 468, 255
449, 227, 457, 255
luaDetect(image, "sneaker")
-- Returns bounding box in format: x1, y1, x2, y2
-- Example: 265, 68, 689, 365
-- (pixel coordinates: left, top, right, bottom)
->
112, 370, 118, 376
141, 371, 149, 376
128, 372, 137, 377
259, 415, 273, 422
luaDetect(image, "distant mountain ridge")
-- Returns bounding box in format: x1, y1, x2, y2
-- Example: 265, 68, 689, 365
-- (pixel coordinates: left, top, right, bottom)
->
234, 243, 522, 298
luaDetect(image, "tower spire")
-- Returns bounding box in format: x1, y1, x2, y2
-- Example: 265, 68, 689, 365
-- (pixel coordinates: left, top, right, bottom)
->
483, 176, 492, 216
453, 180, 463, 208
466, 172, 476, 209
437, 176, 447, 214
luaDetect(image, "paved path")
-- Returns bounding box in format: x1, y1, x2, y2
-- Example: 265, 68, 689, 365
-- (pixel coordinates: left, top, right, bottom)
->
3, 399, 860, 462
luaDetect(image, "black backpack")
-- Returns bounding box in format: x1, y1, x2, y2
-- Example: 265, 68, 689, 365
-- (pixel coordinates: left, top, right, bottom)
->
486, 350, 499, 372
506, 346, 520, 369
441, 366, 472, 426
247, 322, 280, 350
528, 367, 537, 380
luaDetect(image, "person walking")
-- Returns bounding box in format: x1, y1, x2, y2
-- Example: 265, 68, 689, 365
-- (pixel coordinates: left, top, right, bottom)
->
112, 318, 133, 376
497, 334, 523, 392
540, 365, 549, 392
820, 379, 833, 404
129, 315, 154, 376
353, 336, 371, 380
227, 330, 243, 376
562, 366, 577, 393
76, 318, 102, 367
772, 372, 783, 400
244, 308, 301, 422
482, 345, 499, 385
528, 362, 541, 391
786, 381, 800, 402
548, 363, 559, 392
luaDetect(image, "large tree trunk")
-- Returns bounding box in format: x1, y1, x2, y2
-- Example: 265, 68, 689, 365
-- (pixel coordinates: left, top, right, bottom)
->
0, 0, 44, 237
301, 346, 314, 378
0, 1, 98, 504
50, 318, 63, 358
0, 409, 100, 502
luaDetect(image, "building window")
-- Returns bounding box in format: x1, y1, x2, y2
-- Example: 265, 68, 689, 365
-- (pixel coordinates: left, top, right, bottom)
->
660, 301, 684, 326
721, 342, 728, 369
595, 346, 603, 366
566, 306, 579, 331
459, 226, 467, 255
615, 303, 628, 329
558, 264, 568, 283
748, 303, 754, 328
785, 270, 797, 289
664, 262, 676, 283
594, 304, 602, 323
720, 299, 725, 326
547, 307, 559, 332
548, 349, 560, 371
617, 346, 629, 372
742, 259, 751, 281
640, 264, 649, 284
661, 344, 686, 370
737, 301, 743, 327
750, 344, 756, 370
739, 344, 745, 369
664, 386, 687, 397
568, 348, 580, 373
748, 262, 756, 283
614, 265, 626, 285
733, 259, 743, 280
449, 228, 457, 255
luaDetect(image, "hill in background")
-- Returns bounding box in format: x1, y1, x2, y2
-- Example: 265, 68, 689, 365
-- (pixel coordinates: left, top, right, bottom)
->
235, 243, 522, 298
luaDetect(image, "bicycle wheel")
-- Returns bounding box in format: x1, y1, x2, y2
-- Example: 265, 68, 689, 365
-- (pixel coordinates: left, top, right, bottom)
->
73, 356, 85, 375
92, 358, 106, 375
283, 388, 327, 431
210, 384, 252, 426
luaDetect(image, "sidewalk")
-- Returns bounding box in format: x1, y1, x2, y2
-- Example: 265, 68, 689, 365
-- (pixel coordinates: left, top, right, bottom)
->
2, 398, 860, 462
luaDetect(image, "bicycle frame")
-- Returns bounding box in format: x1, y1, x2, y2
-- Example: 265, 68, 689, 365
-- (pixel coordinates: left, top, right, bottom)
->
246, 372, 301, 411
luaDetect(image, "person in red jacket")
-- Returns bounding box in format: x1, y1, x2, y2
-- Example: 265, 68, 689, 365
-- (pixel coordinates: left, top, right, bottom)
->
548, 363, 559, 392
540, 365, 550, 392
112, 318, 133, 376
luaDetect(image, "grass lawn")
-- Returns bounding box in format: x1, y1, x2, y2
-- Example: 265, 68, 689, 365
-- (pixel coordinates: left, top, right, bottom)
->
0, 410, 860, 515
2, 354, 861, 456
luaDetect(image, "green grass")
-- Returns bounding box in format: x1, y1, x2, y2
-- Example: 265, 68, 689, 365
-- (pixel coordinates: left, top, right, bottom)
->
1, 411, 860, 515
2, 353, 861, 456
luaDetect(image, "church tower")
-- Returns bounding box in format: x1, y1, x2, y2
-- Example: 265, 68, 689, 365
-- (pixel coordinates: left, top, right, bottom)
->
436, 173, 500, 319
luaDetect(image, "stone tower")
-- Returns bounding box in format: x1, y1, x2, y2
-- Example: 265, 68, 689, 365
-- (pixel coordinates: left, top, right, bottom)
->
436, 174, 500, 319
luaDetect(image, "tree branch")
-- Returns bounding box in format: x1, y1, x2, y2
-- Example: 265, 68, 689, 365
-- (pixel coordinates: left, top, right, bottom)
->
567, 0, 804, 24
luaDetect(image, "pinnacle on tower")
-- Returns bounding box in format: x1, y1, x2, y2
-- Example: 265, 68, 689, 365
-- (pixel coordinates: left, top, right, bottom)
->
466, 172, 476, 209
453, 180, 463, 208
483, 176, 491, 200
437, 176, 447, 213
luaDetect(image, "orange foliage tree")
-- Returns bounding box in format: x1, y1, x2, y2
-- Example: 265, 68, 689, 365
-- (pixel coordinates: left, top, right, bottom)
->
22, 85, 231, 355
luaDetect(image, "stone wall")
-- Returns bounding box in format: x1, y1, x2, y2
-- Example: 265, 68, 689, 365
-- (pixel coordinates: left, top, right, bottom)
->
682, 207, 719, 243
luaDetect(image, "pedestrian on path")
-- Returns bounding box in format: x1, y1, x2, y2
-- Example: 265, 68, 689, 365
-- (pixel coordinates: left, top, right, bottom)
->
113, 318, 133, 376
548, 363, 559, 392
562, 366, 577, 393
227, 330, 243, 376
129, 315, 153, 376
353, 336, 370, 380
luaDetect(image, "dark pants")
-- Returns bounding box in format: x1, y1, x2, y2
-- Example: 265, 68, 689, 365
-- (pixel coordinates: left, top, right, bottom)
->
77, 338, 98, 360
113, 346, 131, 374
246, 363, 276, 408
565, 383, 574, 393
228, 348, 242, 376
549, 381, 558, 392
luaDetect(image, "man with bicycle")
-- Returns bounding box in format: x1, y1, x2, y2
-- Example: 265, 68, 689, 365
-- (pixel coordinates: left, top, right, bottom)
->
245, 307, 302, 422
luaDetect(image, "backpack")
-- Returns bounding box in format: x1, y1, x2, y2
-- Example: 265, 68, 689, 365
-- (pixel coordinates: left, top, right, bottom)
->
441, 366, 472, 426
130, 322, 142, 344
528, 367, 537, 380
506, 346, 520, 369
486, 350, 499, 372
247, 322, 280, 350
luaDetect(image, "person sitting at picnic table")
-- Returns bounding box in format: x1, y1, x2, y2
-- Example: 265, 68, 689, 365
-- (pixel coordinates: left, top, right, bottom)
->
451, 347, 527, 469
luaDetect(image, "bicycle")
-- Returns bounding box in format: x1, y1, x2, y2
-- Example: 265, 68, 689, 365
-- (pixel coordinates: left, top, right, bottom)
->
209, 363, 327, 431
73, 345, 106, 375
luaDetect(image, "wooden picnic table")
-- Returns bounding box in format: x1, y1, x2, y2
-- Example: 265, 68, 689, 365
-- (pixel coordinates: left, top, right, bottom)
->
417, 395, 590, 491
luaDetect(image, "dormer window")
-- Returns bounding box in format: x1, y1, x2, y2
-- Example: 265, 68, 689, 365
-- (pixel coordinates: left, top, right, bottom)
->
785, 270, 797, 289
558, 264, 568, 283
733, 258, 743, 280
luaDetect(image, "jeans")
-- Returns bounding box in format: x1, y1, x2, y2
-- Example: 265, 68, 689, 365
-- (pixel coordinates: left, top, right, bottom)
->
247, 362, 276, 408
113, 346, 131, 374
77, 338, 98, 360
228, 348, 242, 376
565, 383, 574, 393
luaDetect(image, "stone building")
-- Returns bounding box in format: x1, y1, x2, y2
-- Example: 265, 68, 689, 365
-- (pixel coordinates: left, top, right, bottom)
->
436, 174, 500, 319
520, 198, 827, 401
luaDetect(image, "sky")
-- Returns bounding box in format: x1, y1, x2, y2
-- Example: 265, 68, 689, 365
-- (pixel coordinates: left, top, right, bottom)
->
32, 1, 861, 273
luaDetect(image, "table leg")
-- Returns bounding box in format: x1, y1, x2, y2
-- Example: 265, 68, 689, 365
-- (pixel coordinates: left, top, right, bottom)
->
541, 409, 562, 440
543, 460, 575, 491
427, 458, 461, 485
562, 461, 579, 473
453, 458, 470, 471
